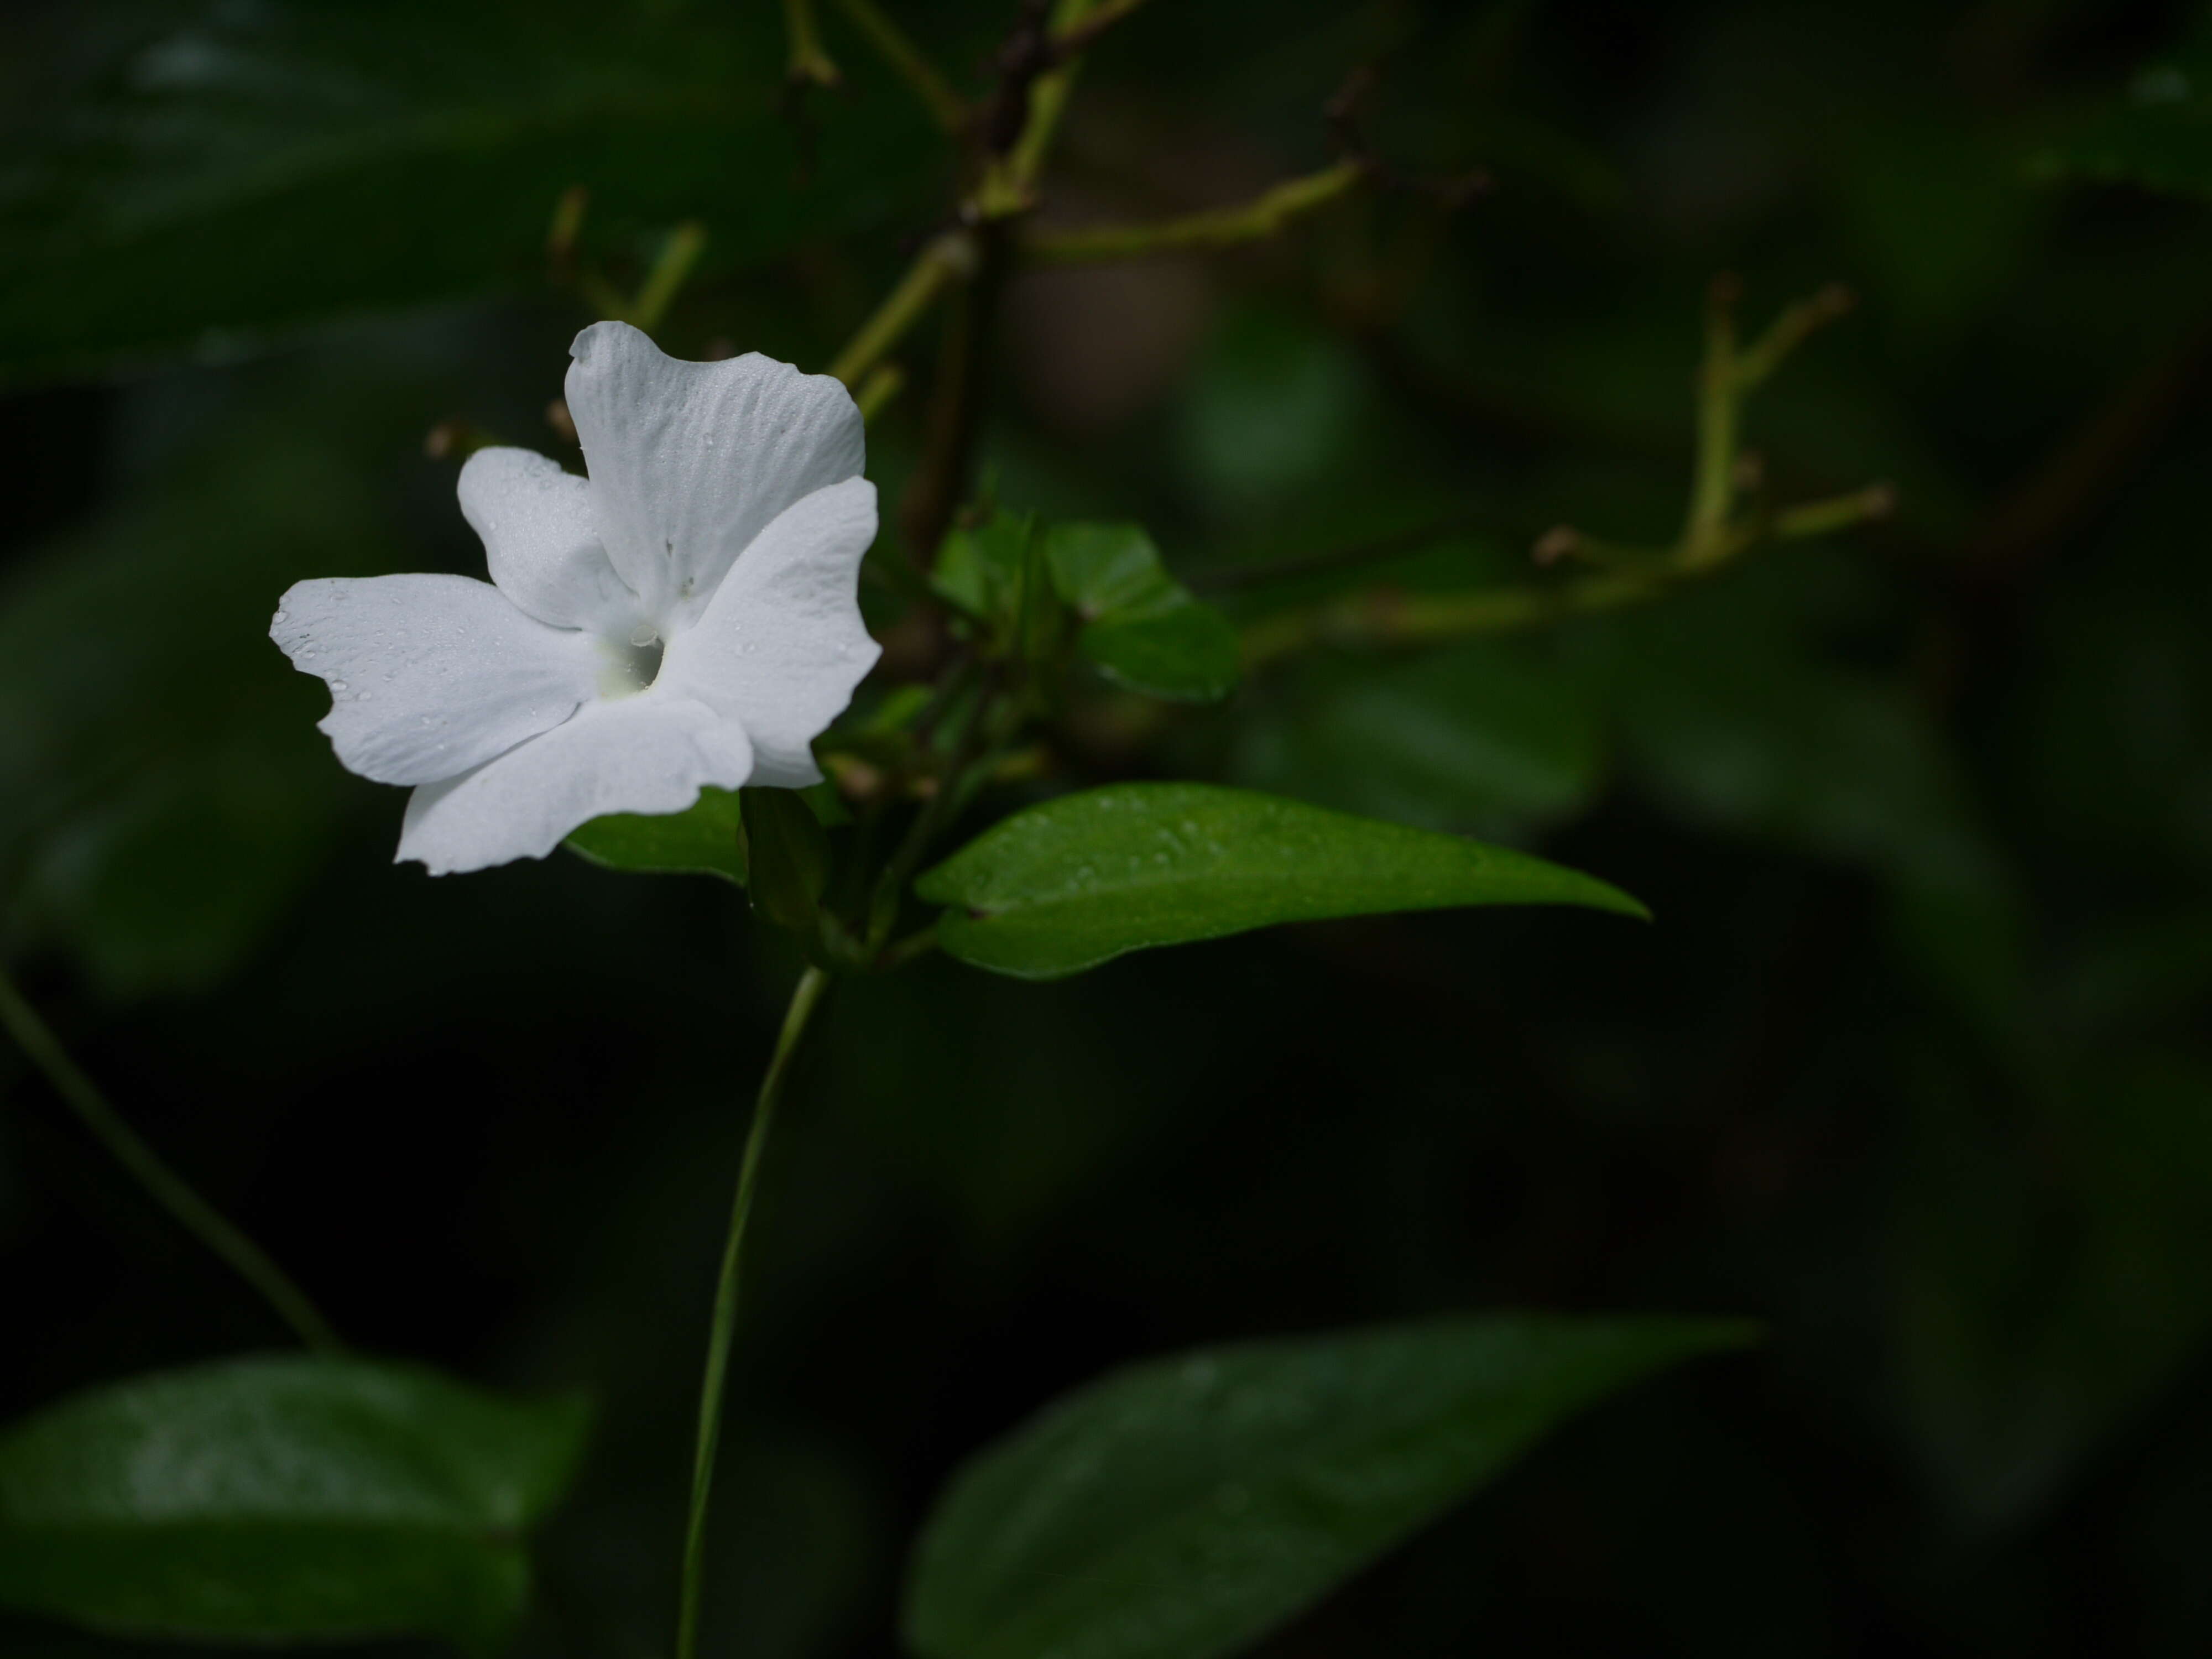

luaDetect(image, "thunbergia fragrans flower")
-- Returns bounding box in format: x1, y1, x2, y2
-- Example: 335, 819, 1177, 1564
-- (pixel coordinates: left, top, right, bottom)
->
272, 322, 881, 874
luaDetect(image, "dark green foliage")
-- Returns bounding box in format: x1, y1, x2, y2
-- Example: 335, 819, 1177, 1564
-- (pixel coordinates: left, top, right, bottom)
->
905, 1317, 1752, 1659
1044, 523, 1239, 703
4, 0, 2212, 1653
0, 1358, 588, 1650
0, 0, 930, 383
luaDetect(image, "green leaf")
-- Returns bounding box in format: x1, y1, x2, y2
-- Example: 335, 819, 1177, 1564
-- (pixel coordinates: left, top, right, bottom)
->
913, 782, 1645, 979
1078, 607, 1240, 705
1044, 523, 1238, 703
0, 0, 930, 382
1044, 522, 1187, 618
0, 1355, 590, 1651
933, 512, 1036, 625
566, 787, 747, 884
741, 786, 831, 930
904, 1315, 1754, 1659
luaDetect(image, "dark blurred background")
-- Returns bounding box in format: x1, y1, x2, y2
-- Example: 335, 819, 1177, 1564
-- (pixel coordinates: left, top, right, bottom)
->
6, 0, 2212, 1652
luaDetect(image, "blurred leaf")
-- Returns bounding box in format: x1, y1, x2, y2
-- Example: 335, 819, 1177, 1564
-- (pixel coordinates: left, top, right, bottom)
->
567, 787, 747, 884
1043, 521, 1197, 618
914, 783, 1644, 979
933, 511, 1035, 625
904, 1315, 1754, 1659
1175, 306, 1374, 514
1079, 608, 1239, 706
0, 1355, 589, 1650
742, 785, 830, 930
1897, 1052, 2212, 1525
0, 0, 930, 382
1046, 523, 1238, 703
1230, 642, 1606, 833
0, 408, 380, 997
1593, 581, 1997, 894
2030, 24, 2212, 202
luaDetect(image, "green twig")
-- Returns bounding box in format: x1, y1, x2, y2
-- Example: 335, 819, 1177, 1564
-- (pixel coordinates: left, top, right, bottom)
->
828, 232, 977, 388
1238, 282, 1891, 670
1053, 0, 1152, 52
674, 964, 833, 1659
853, 361, 906, 423
1682, 276, 1741, 567
1735, 282, 1854, 392
828, 0, 967, 132
629, 221, 708, 335
0, 969, 341, 1353
782, 0, 841, 86
975, 0, 1102, 218
1022, 160, 1366, 263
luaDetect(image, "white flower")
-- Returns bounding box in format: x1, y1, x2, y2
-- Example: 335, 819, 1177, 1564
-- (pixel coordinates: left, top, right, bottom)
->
271, 322, 881, 875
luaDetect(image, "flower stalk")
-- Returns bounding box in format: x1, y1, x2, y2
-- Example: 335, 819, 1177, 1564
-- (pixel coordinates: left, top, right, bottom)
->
675, 963, 833, 1659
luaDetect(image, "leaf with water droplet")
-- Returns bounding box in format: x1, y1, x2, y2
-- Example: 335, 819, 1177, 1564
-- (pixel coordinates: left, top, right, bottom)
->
905, 1315, 1755, 1659
914, 783, 1645, 979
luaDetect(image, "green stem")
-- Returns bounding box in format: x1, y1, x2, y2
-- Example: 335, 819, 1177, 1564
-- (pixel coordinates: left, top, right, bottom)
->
782, 0, 841, 86
1022, 160, 1365, 263
1240, 571, 1668, 672
828, 0, 968, 132
827, 232, 975, 388
975, 0, 1100, 218
853, 361, 906, 424
1053, 0, 1152, 51
1682, 279, 1739, 567
0, 969, 341, 1353
629, 221, 708, 335
674, 964, 833, 1659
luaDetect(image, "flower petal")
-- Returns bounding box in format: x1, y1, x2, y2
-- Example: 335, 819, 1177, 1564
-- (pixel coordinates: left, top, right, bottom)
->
272, 575, 601, 786
660, 477, 881, 787
395, 692, 753, 874
457, 446, 640, 633
565, 322, 865, 626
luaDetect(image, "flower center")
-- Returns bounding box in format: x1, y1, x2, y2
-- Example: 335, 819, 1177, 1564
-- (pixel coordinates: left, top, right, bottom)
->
598, 622, 666, 698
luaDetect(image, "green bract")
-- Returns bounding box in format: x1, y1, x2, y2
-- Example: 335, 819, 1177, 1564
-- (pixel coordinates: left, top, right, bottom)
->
905, 1316, 1755, 1659
915, 782, 1646, 979
0, 1357, 589, 1651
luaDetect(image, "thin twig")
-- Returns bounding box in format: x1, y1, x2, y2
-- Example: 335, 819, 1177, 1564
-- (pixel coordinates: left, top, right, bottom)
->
853, 361, 906, 422
629, 222, 708, 334
1238, 283, 1891, 669
782, 0, 841, 86
1187, 510, 1483, 594
0, 969, 341, 1353
827, 231, 977, 388
1021, 160, 1366, 263
828, 0, 967, 132
1052, 0, 1152, 54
